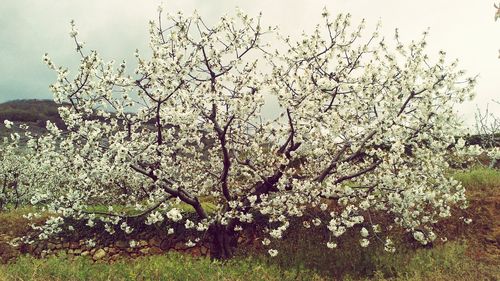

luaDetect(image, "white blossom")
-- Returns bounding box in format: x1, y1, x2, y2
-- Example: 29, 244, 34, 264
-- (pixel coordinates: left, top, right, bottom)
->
268, 249, 278, 257
326, 241, 337, 249
3, 120, 13, 129
360, 238, 370, 248
360, 227, 369, 238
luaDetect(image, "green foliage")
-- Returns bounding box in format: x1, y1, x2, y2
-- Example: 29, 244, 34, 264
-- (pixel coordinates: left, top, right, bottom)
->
360, 241, 499, 281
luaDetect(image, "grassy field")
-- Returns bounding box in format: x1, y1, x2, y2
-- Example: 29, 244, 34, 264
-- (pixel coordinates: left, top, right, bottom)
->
0, 241, 497, 281
0, 167, 498, 281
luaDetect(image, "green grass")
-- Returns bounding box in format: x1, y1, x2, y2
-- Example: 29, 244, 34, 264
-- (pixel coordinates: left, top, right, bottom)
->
0, 252, 324, 281
452, 167, 500, 196
350, 241, 499, 281
252, 223, 500, 280
0, 206, 47, 235
385, 241, 499, 281
453, 167, 500, 188
85, 201, 218, 216
0, 241, 498, 281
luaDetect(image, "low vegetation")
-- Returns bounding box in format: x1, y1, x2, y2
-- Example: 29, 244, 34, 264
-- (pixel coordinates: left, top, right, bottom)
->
0, 240, 497, 281
0, 167, 498, 280
453, 167, 500, 196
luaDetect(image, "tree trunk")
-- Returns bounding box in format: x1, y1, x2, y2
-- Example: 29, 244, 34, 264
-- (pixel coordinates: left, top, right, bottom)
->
209, 223, 237, 260
13, 179, 19, 209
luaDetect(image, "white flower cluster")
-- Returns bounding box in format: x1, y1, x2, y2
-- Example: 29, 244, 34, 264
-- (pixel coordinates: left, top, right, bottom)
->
3, 120, 13, 129
146, 211, 164, 225
166, 208, 183, 222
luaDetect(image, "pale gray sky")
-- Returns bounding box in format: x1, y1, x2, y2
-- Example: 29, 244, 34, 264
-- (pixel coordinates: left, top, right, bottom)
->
1, 0, 499, 125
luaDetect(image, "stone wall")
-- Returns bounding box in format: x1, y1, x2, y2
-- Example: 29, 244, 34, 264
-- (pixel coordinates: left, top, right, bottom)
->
1, 234, 213, 263
0, 229, 259, 264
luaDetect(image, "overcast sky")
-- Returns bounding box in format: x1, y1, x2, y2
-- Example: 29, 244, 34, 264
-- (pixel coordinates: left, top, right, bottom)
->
1, 0, 499, 125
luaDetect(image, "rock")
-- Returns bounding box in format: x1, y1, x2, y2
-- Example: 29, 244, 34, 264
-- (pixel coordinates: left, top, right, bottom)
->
120, 252, 130, 258
139, 247, 150, 255
92, 249, 106, 261
0, 248, 17, 262
32, 245, 43, 256
174, 242, 185, 251
138, 240, 148, 247
149, 237, 162, 248
237, 237, 244, 244
81, 251, 90, 257
115, 240, 128, 248
149, 247, 162, 255
108, 247, 118, 255
63, 242, 70, 248
34, 242, 47, 252
190, 248, 201, 257
200, 246, 208, 255
485, 236, 496, 243
73, 249, 82, 255
70, 242, 79, 249
47, 243, 56, 250
160, 239, 172, 251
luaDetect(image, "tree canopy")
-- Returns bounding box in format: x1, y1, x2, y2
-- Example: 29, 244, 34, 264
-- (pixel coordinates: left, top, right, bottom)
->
1, 8, 480, 259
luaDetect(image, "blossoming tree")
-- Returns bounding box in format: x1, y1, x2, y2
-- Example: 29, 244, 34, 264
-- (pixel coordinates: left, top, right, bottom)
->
0, 121, 64, 211
35, 8, 476, 259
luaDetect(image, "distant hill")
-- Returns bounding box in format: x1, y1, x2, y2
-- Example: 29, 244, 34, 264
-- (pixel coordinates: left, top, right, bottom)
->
0, 99, 63, 124
0, 99, 64, 138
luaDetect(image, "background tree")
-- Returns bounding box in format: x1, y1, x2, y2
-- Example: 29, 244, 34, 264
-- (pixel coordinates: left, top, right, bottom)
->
0, 121, 63, 212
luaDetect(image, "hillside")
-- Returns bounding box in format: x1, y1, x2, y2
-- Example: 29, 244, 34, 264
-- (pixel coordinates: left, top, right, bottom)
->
0, 99, 62, 123
0, 99, 64, 138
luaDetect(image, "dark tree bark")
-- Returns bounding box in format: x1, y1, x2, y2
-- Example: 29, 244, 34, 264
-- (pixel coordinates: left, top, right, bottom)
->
209, 223, 237, 260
